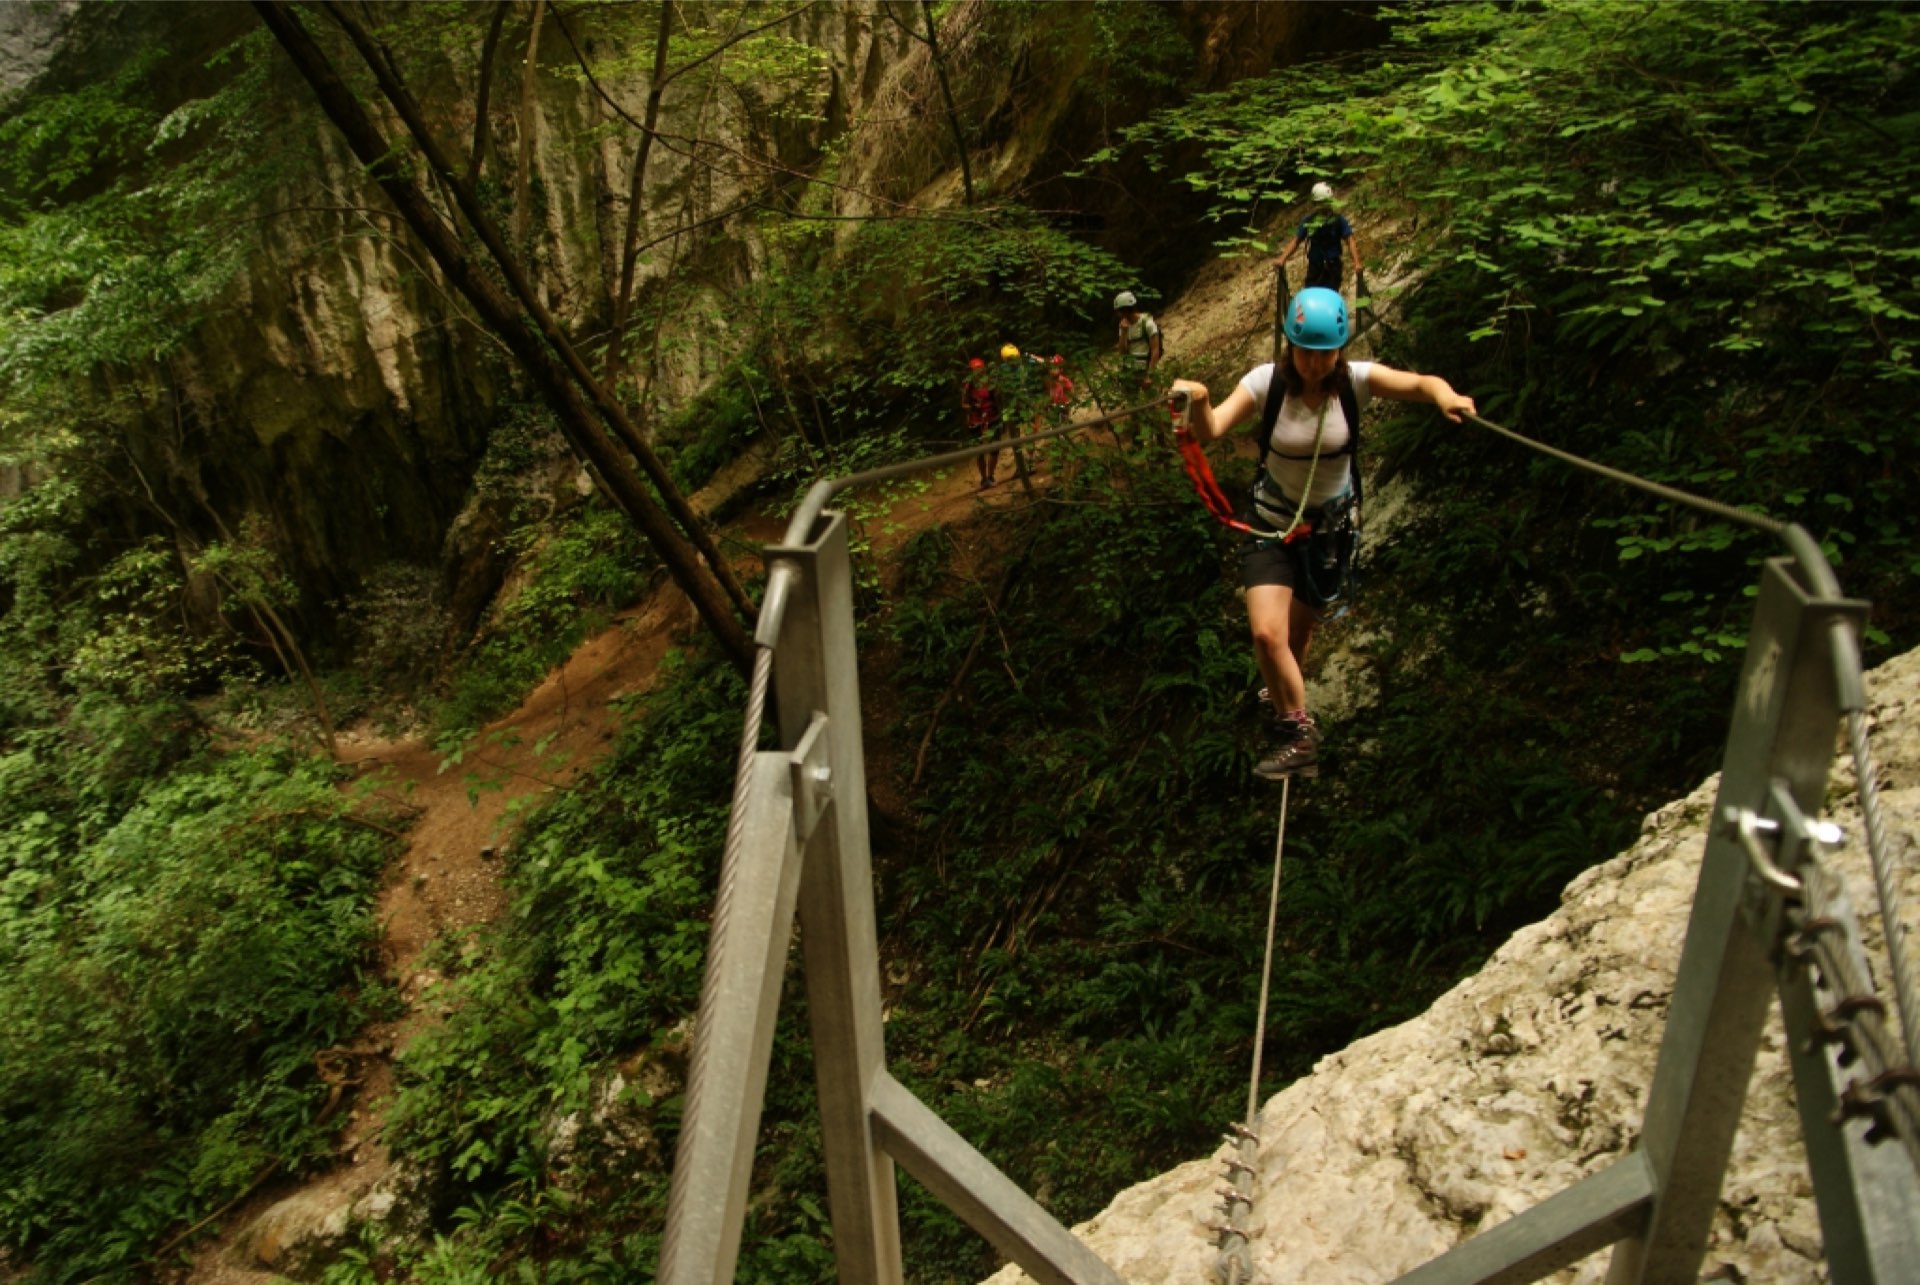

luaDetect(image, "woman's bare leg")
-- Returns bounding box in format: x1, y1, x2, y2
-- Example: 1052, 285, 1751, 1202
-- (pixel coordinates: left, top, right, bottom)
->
1247, 584, 1315, 715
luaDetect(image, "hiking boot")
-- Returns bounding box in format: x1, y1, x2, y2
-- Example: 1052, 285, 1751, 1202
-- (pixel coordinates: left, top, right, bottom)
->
1255, 717, 1321, 780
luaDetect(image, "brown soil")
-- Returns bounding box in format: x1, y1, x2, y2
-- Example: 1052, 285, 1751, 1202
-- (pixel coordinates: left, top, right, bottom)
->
179, 583, 692, 1283
179, 437, 1070, 1282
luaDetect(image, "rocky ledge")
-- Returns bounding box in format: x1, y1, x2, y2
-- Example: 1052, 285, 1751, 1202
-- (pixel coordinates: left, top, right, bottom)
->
987, 645, 1920, 1283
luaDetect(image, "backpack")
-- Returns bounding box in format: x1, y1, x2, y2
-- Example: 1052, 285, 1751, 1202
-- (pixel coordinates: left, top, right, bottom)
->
1301, 213, 1349, 266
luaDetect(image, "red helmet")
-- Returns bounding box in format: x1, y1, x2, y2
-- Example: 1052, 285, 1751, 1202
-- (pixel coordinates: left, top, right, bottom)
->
1050, 354, 1065, 365
968, 357, 987, 370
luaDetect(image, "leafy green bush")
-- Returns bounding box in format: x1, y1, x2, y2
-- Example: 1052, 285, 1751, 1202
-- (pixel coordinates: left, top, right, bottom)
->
0, 744, 396, 1281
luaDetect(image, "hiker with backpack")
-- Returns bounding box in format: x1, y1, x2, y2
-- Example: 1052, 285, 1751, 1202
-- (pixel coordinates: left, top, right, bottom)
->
1278, 182, 1365, 293
1167, 287, 1473, 779
1113, 291, 1162, 387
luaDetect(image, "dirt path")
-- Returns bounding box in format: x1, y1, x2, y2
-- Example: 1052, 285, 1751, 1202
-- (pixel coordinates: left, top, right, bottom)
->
179, 446, 1061, 1281
184, 586, 695, 1282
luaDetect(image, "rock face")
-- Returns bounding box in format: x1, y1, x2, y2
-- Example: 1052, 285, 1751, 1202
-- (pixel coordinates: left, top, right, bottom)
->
5, 3, 910, 622
986, 646, 1920, 1282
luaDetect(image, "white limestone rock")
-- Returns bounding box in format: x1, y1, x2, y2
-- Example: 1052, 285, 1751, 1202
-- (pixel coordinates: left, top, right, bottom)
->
986, 646, 1920, 1283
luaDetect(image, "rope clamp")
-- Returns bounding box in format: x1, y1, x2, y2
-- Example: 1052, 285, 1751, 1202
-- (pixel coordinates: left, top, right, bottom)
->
1834, 1068, 1920, 1143
1723, 796, 1842, 907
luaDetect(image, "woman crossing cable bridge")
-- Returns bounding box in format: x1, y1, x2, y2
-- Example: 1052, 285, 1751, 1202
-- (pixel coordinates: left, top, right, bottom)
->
1167, 287, 1475, 779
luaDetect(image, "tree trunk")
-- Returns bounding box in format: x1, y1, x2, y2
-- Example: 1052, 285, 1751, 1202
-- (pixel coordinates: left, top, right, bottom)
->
511, 0, 546, 254
255, 0, 754, 673
467, 2, 508, 181
919, 0, 974, 208
318, 0, 757, 624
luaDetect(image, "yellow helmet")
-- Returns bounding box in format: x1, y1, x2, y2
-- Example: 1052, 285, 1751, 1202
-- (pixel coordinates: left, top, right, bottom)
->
999, 343, 1020, 361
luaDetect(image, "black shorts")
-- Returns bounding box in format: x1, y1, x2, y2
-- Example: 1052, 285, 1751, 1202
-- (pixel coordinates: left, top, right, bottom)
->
1304, 261, 1341, 290
1241, 533, 1304, 591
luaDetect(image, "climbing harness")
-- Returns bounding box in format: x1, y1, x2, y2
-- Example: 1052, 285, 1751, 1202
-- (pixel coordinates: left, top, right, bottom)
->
1213, 776, 1296, 1282
1169, 390, 1328, 546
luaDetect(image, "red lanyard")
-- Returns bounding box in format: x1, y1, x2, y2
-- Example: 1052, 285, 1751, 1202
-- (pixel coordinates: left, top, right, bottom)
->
1171, 418, 1309, 544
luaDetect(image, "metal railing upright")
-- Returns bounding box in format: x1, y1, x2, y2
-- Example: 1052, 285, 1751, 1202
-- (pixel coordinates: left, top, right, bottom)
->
659, 402, 1159, 1285
659, 397, 1920, 1283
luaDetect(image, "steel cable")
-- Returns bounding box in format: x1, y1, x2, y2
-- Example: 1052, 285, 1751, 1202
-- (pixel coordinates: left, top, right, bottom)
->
660, 643, 775, 1274
1214, 776, 1292, 1284
1792, 860, 1920, 1174
1844, 709, 1920, 1075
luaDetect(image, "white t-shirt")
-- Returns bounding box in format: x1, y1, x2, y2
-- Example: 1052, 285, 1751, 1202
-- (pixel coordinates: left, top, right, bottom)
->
1236, 360, 1373, 512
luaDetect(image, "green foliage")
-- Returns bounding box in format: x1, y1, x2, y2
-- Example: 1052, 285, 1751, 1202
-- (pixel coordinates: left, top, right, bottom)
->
1074, 0, 1193, 108
0, 28, 288, 398
381, 649, 747, 1273
0, 744, 396, 1280
743, 204, 1140, 439
431, 501, 655, 743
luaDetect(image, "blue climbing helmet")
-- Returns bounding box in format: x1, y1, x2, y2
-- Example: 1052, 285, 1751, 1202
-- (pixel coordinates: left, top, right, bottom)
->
1284, 286, 1349, 350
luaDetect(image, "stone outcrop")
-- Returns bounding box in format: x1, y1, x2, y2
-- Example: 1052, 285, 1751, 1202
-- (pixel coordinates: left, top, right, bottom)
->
986, 646, 1920, 1282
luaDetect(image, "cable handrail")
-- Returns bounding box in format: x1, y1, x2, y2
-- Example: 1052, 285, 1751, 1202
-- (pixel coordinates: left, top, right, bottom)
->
1460, 410, 1843, 599
781, 396, 1166, 546
1459, 409, 1917, 1076
753, 395, 1166, 648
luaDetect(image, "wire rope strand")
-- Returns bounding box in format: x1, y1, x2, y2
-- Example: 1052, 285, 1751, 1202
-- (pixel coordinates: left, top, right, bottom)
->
1796, 863, 1920, 1174
1845, 708, 1920, 1073
662, 643, 775, 1264
1463, 412, 1784, 538
1248, 777, 1291, 1129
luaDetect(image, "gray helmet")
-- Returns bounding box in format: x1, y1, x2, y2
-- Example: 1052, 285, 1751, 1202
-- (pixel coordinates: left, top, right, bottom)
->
1113, 290, 1137, 311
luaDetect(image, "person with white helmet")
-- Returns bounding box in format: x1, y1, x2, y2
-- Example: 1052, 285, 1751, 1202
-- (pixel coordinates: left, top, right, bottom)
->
1167, 287, 1473, 779
1113, 290, 1162, 386
1278, 181, 1364, 292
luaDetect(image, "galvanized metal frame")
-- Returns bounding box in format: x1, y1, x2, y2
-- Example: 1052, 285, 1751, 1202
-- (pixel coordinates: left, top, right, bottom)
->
659, 503, 1127, 1285
1401, 554, 1920, 1284
660, 399, 1919, 1282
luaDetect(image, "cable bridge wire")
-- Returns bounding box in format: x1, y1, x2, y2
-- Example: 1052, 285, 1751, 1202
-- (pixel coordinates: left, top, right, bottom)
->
1460, 410, 1920, 1083
669, 389, 1920, 1279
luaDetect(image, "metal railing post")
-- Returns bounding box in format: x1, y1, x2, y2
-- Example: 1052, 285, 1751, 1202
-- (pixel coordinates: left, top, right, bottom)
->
1605, 557, 1866, 1284
768, 510, 904, 1283
657, 747, 807, 1283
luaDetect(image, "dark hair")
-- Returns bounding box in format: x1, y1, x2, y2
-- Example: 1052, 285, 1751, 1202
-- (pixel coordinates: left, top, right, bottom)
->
1277, 340, 1352, 401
